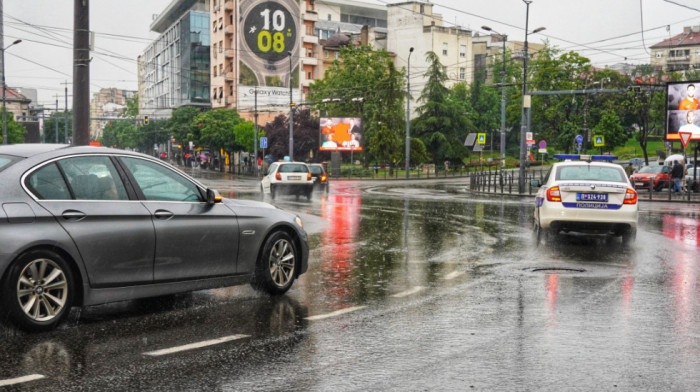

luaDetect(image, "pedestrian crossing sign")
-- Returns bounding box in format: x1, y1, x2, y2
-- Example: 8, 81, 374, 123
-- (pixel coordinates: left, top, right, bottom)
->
593, 135, 605, 147
477, 133, 486, 145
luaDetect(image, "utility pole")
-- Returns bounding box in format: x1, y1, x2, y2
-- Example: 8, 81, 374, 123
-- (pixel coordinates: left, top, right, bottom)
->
288, 51, 294, 160
73, 0, 90, 145
61, 80, 69, 143
254, 86, 258, 176
405, 47, 414, 179
55, 96, 59, 143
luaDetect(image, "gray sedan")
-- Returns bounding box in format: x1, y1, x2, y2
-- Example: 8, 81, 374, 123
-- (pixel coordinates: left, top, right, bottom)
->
0, 144, 308, 331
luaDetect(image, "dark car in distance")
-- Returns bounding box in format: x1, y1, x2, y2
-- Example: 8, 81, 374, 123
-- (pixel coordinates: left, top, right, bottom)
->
0, 144, 308, 331
308, 163, 329, 193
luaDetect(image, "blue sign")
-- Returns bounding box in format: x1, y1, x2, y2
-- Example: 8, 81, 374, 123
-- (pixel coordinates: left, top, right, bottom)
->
260, 137, 267, 149
575, 134, 583, 144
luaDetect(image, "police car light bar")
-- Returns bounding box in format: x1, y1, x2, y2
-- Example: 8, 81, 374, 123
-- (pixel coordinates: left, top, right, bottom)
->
552, 154, 618, 161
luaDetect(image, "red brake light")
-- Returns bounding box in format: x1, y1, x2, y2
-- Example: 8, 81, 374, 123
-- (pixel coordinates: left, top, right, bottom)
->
307, 172, 312, 181
624, 188, 637, 205
321, 174, 327, 182
275, 172, 281, 181
546, 186, 561, 202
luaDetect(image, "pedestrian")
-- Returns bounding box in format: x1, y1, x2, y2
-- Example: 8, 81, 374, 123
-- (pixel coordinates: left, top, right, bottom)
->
671, 160, 684, 193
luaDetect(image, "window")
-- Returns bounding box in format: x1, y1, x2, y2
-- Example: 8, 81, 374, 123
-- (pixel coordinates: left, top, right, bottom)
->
442, 43, 448, 56
307, 71, 312, 79
27, 157, 129, 201
459, 67, 465, 80
460, 45, 466, 58
655, 51, 663, 58
26, 163, 71, 200
334, 52, 339, 60
556, 165, 626, 183
121, 157, 203, 202
324, 50, 329, 58
327, 14, 331, 21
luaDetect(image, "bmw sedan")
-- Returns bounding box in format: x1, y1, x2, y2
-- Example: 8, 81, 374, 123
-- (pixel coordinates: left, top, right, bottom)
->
0, 144, 308, 331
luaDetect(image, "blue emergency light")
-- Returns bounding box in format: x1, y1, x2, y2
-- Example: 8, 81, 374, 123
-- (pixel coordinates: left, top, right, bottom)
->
553, 154, 618, 161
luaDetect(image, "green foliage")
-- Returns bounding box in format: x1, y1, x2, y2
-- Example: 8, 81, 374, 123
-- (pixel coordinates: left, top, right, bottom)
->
42, 112, 72, 144
122, 94, 139, 118
0, 115, 27, 144
593, 109, 627, 150
165, 107, 206, 148
195, 108, 245, 152
233, 121, 265, 153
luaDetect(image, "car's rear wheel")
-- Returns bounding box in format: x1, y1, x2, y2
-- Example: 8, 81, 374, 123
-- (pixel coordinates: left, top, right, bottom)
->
252, 231, 297, 295
1, 250, 74, 332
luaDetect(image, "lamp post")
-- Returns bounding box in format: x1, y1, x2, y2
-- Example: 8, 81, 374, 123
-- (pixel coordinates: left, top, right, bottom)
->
481, 26, 507, 177
518, 0, 545, 193
288, 51, 295, 161
405, 47, 414, 179
2, 39, 21, 145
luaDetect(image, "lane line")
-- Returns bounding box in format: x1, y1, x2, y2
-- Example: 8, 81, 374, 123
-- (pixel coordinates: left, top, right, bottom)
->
444, 270, 465, 280
0, 374, 45, 387
391, 286, 425, 298
143, 334, 250, 357
304, 305, 367, 321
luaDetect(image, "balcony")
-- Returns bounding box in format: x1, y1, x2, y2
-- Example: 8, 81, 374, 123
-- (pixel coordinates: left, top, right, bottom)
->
303, 11, 318, 22
301, 56, 318, 66
225, 25, 234, 35
303, 35, 319, 44
224, 0, 233, 11
225, 72, 236, 81
225, 49, 234, 58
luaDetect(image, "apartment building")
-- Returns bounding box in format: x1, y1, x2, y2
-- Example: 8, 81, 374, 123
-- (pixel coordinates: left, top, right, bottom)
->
650, 25, 700, 73
138, 0, 211, 120
90, 88, 136, 139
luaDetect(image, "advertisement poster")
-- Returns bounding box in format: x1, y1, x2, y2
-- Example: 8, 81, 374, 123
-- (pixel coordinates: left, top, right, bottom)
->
319, 118, 363, 151
665, 81, 700, 141
238, 0, 300, 108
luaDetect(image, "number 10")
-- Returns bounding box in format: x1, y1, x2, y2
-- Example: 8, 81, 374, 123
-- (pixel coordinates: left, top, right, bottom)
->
260, 8, 285, 31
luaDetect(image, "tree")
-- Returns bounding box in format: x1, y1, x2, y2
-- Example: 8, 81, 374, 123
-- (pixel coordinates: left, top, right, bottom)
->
196, 108, 245, 153
263, 109, 318, 162
411, 51, 470, 167
122, 94, 139, 118
592, 109, 627, 151
165, 107, 206, 149
0, 115, 27, 144
42, 111, 72, 144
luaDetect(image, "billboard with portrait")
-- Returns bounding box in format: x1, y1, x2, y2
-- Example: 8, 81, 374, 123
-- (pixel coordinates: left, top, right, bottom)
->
665, 81, 700, 141
238, 0, 300, 108
319, 117, 363, 151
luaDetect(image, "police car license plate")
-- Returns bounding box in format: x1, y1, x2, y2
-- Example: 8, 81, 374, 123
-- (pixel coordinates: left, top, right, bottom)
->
577, 193, 608, 202
288, 175, 301, 180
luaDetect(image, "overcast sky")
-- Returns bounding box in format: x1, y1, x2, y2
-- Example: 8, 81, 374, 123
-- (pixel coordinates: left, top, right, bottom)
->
2, 0, 698, 109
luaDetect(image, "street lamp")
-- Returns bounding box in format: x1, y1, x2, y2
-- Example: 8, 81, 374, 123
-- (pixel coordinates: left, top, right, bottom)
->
405, 47, 414, 179
518, 0, 545, 193
288, 51, 295, 160
481, 26, 507, 177
2, 39, 22, 145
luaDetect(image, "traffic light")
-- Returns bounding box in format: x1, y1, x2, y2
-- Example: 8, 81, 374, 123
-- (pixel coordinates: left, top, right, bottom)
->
144, 116, 149, 125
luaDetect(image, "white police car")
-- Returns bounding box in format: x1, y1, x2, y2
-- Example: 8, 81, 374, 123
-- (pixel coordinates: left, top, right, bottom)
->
531, 155, 638, 245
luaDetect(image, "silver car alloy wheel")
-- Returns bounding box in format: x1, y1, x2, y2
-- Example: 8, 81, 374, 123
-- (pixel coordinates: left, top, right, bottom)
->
268, 238, 295, 288
16, 258, 69, 322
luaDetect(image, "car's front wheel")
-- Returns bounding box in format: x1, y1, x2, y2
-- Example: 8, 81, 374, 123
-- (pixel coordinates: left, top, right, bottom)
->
252, 231, 297, 295
1, 250, 75, 332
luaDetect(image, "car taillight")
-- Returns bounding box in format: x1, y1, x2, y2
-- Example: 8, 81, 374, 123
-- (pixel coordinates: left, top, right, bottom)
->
307, 172, 312, 181
321, 174, 327, 182
275, 172, 281, 181
624, 188, 637, 205
546, 186, 561, 202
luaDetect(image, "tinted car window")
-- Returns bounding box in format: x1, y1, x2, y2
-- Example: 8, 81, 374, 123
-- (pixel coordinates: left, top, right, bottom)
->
278, 164, 308, 173
121, 157, 203, 202
0, 155, 20, 172
557, 165, 627, 182
26, 163, 72, 200
58, 156, 129, 200
309, 166, 323, 175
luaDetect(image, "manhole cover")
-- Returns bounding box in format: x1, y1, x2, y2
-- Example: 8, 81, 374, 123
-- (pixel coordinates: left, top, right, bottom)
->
528, 267, 586, 274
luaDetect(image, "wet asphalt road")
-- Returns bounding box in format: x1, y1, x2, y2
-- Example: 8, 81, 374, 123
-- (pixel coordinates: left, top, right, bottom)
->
0, 173, 698, 391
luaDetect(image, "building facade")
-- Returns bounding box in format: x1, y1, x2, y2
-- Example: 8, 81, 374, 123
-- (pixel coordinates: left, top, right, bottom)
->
138, 0, 211, 120
90, 88, 137, 139
650, 25, 700, 73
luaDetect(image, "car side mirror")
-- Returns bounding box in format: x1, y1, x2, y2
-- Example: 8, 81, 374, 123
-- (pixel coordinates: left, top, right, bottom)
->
206, 188, 222, 205
530, 179, 541, 188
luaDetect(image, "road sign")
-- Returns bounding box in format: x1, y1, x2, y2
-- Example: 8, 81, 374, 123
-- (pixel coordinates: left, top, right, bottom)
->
679, 132, 692, 149
538, 148, 547, 154
575, 134, 583, 144
477, 133, 486, 145
538, 140, 546, 149
526, 139, 536, 146
593, 135, 605, 147
526, 132, 533, 140
260, 137, 268, 149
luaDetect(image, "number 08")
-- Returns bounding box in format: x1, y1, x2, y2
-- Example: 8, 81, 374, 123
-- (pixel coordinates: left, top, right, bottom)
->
257, 31, 285, 53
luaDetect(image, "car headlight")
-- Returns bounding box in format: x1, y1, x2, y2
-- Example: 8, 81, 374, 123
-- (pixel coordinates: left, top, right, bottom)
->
295, 215, 304, 228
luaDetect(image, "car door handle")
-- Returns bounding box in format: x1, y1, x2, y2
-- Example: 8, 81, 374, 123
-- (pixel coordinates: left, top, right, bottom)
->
61, 210, 86, 221
154, 209, 175, 220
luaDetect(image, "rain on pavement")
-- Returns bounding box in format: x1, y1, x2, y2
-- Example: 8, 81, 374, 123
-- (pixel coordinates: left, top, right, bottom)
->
0, 174, 697, 391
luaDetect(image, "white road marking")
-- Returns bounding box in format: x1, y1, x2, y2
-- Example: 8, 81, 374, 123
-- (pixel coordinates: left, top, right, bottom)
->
444, 270, 465, 280
142, 334, 250, 357
304, 305, 367, 321
391, 286, 425, 298
0, 374, 45, 387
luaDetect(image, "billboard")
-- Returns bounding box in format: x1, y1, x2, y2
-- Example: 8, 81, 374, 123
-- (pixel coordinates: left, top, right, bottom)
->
665, 81, 700, 141
238, 0, 300, 108
319, 118, 363, 151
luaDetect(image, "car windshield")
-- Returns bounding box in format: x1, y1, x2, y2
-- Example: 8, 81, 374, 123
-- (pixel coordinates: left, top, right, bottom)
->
638, 166, 663, 174
556, 165, 627, 182
308, 166, 323, 174
278, 164, 308, 173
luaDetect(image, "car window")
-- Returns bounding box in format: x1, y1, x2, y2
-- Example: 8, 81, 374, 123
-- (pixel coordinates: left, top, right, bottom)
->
121, 157, 203, 202
25, 163, 72, 200
0, 155, 20, 172
309, 166, 323, 175
639, 166, 662, 174
57, 156, 129, 200
278, 164, 308, 173
556, 165, 627, 182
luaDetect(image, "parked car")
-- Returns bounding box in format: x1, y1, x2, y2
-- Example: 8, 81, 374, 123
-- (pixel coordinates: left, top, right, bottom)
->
0, 144, 308, 331
685, 167, 700, 192
629, 165, 671, 191
531, 155, 638, 245
261, 161, 314, 200
307, 163, 329, 193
